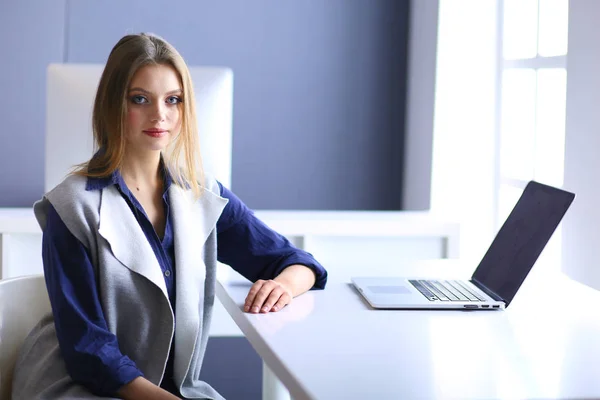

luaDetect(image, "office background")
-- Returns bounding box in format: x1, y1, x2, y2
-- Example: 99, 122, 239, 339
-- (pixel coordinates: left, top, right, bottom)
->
5, 1, 599, 399
0, 0, 410, 211
0, 1, 411, 398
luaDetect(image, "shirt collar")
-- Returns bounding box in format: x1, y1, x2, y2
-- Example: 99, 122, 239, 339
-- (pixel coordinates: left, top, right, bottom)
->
85, 155, 173, 196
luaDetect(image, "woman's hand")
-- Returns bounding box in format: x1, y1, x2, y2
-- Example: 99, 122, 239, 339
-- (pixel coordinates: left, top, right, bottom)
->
244, 279, 293, 313
244, 265, 316, 313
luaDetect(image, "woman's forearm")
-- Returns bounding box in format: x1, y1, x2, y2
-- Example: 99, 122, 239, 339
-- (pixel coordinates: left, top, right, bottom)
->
274, 264, 317, 297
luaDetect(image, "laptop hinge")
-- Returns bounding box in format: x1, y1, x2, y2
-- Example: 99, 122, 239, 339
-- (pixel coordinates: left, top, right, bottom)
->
472, 278, 505, 303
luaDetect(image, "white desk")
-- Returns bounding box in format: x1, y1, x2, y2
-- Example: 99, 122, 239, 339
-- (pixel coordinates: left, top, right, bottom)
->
216, 260, 600, 400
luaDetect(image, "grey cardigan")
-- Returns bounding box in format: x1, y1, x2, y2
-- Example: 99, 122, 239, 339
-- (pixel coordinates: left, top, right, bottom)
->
12, 174, 229, 399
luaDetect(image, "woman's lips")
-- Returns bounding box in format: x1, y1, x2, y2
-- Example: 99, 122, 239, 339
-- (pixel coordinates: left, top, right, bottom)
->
143, 129, 167, 138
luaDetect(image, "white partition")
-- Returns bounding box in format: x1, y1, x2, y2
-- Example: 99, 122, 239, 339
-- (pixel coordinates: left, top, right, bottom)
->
0, 209, 460, 336
253, 210, 460, 284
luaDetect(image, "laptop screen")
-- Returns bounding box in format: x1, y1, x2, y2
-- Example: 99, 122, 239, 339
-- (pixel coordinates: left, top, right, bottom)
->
472, 181, 575, 306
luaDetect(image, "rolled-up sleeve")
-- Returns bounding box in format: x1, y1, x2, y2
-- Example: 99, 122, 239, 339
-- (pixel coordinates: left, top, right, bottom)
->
42, 204, 143, 396
216, 182, 327, 289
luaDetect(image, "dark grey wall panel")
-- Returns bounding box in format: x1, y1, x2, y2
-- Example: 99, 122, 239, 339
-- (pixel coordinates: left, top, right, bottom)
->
0, 0, 65, 206
65, 0, 409, 210
201, 337, 262, 400
402, 0, 438, 210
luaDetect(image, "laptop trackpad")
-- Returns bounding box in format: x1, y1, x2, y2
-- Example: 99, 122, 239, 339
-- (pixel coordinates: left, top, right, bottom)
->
368, 285, 412, 295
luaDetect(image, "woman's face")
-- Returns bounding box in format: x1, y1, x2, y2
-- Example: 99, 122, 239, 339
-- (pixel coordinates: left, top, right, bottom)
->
125, 64, 183, 153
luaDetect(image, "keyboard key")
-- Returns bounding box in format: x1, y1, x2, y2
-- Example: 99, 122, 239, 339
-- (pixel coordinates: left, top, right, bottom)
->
453, 280, 487, 301
421, 280, 450, 301
409, 280, 439, 301
439, 280, 470, 301
429, 280, 459, 301
446, 280, 479, 301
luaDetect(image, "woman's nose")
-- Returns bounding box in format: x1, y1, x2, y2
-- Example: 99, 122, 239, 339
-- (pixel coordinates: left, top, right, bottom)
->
151, 103, 166, 122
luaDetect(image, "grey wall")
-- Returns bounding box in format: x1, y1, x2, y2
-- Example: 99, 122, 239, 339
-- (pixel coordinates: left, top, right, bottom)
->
200, 337, 262, 400
1, 0, 410, 210
402, 0, 438, 210
0, 0, 66, 206
562, 0, 600, 291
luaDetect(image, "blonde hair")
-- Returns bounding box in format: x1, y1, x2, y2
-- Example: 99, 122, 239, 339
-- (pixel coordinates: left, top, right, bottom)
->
74, 33, 204, 197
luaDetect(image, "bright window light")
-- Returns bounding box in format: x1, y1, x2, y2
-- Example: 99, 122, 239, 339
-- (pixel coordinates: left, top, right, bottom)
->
534, 68, 567, 186
500, 69, 537, 182
538, 0, 569, 57
503, 0, 539, 60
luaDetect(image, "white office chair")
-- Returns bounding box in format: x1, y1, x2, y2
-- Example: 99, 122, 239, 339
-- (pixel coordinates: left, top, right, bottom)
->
0, 275, 51, 400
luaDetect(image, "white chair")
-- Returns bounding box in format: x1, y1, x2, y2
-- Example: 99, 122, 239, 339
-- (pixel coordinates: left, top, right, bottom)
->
0, 275, 51, 400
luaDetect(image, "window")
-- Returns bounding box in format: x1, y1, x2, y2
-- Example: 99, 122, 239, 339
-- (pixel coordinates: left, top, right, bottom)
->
430, 0, 569, 264
430, 0, 498, 262
496, 0, 569, 272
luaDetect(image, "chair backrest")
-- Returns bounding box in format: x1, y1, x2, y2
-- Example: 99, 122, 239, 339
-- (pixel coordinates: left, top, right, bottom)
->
0, 275, 51, 400
45, 63, 234, 191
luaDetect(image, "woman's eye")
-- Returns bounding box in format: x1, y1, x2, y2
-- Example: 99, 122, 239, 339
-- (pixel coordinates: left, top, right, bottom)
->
167, 96, 182, 105
131, 95, 148, 104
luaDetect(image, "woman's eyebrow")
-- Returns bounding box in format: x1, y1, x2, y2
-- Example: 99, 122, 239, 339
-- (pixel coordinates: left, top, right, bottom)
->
128, 87, 182, 95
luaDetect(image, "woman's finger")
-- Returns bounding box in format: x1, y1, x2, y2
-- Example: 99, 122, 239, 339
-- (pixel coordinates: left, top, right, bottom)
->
244, 280, 266, 312
270, 292, 291, 312
259, 287, 284, 313
249, 281, 277, 313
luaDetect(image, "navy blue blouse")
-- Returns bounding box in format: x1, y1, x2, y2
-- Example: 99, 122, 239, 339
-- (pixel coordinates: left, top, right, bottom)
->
41, 170, 327, 397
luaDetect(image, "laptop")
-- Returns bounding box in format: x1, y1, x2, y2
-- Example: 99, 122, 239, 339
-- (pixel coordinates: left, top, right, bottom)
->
351, 181, 575, 310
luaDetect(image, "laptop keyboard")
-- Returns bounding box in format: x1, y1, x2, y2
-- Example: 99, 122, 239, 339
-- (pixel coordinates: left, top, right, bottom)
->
409, 280, 487, 302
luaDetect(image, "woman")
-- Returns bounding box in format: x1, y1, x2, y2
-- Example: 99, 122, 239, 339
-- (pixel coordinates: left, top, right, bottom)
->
12, 33, 327, 400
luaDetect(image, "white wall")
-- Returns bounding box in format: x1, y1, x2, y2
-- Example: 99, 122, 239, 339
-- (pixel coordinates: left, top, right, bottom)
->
562, 0, 600, 290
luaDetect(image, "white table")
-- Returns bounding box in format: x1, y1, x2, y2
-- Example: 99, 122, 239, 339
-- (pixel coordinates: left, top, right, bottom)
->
216, 260, 600, 400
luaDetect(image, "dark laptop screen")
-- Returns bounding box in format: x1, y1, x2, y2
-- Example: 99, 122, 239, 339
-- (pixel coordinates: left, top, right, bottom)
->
472, 181, 575, 306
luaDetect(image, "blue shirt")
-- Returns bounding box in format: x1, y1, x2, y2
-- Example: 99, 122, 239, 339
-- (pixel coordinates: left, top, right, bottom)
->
42, 169, 327, 397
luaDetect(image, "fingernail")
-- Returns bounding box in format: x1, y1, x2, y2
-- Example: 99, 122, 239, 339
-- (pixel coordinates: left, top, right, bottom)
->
252, 306, 259, 313
272, 306, 278, 312
262, 306, 269, 312
244, 305, 249, 312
